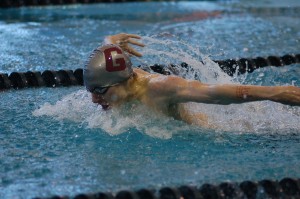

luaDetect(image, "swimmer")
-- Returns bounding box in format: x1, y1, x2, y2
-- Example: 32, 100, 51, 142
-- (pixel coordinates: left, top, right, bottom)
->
83, 33, 300, 128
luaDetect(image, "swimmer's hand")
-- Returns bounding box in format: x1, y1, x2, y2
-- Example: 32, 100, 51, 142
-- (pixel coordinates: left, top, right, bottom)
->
105, 33, 145, 57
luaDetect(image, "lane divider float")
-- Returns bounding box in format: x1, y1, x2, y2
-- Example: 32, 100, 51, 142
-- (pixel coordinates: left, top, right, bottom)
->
32, 177, 300, 199
1, 54, 299, 91
0, 0, 159, 8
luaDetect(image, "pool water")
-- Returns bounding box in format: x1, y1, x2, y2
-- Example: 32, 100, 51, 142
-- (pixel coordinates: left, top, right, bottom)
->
0, 1, 300, 198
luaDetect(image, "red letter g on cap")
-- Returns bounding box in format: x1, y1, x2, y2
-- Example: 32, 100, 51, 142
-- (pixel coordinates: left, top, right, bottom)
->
104, 47, 126, 72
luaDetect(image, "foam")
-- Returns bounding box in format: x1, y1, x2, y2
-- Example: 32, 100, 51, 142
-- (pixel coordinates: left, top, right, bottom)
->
137, 35, 232, 84
32, 88, 300, 138
33, 89, 191, 139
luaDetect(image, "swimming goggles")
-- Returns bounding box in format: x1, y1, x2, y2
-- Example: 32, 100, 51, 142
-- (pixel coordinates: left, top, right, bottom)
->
92, 87, 110, 95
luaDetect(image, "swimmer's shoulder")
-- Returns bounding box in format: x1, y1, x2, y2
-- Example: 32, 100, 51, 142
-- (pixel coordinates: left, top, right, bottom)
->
134, 68, 162, 80
134, 68, 187, 90
133, 68, 150, 75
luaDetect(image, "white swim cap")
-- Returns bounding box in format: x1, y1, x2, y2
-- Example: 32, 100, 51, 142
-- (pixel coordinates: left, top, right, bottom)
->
84, 44, 133, 92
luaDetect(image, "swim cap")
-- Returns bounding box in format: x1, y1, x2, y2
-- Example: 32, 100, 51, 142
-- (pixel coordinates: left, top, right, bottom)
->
84, 44, 133, 92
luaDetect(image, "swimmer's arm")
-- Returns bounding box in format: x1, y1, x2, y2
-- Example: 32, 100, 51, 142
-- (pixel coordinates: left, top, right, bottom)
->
161, 76, 300, 106
104, 33, 145, 57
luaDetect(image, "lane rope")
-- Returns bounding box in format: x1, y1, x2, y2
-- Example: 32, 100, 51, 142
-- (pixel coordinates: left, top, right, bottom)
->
32, 177, 300, 199
0, 0, 163, 8
0, 54, 300, 90
215, 53, 300, 76
1, 54, 299, 91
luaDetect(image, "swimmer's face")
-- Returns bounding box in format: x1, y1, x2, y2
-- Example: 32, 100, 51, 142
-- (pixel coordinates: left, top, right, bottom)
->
91, 85, 127, 110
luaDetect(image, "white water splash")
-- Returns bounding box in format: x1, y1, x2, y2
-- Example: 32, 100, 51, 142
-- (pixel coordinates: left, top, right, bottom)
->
185, 102, 300, 133
32, 88, 300, 137
33, 89, 191, 139
32, 89, 300, 137
136, 34, 233, 84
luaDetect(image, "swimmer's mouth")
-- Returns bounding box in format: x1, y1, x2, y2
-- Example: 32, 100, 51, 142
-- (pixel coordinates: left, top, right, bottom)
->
101, 104, 110, 110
